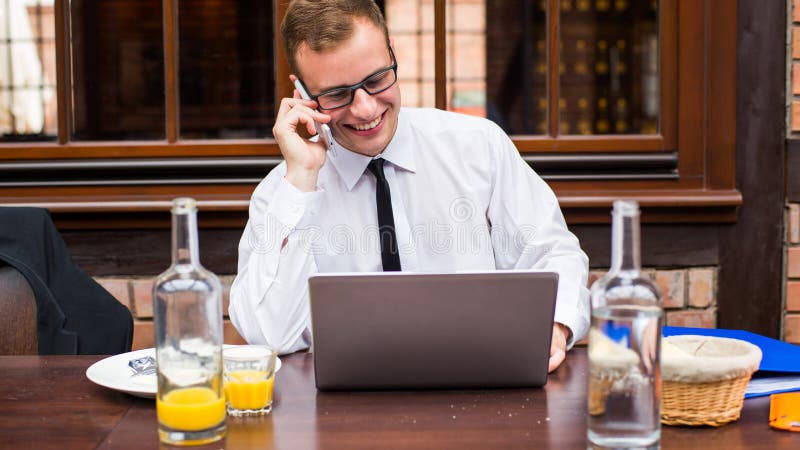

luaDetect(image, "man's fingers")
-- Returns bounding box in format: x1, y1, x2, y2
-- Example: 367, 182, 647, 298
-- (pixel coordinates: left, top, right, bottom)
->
548, 348, 566, 373
277, 97, 319, 118
548, 324, 569, 373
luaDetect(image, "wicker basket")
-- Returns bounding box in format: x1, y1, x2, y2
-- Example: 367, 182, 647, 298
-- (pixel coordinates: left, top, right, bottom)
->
661, 335, 762, 427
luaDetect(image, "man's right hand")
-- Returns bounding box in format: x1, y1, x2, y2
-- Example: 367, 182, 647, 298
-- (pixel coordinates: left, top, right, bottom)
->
272, 84, 332, 192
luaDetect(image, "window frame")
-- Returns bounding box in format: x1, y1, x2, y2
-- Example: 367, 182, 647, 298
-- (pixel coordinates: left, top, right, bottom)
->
0, 0, 739, 227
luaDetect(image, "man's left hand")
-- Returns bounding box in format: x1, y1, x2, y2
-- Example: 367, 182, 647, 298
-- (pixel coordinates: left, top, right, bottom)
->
548, 322, 571, 373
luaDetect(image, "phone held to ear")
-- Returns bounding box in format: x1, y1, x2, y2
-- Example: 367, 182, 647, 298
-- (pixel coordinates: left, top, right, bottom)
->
293, 79, 336, 156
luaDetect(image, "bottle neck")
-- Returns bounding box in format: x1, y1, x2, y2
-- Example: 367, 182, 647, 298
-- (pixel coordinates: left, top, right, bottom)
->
171, 209, 200, 266
610, 208, 641, 273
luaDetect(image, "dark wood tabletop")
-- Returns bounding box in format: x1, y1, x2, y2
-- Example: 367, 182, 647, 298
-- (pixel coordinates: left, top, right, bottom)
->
1, 349, 798, 449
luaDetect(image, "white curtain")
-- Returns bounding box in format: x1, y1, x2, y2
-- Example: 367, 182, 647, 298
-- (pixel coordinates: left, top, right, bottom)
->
0, 0, 53, 135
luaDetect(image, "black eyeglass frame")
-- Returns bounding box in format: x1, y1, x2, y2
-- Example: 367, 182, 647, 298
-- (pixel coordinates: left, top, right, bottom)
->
298, 47, 398, 111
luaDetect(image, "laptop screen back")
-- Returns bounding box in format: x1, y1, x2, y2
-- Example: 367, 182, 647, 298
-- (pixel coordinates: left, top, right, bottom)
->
309, 271, 559, 390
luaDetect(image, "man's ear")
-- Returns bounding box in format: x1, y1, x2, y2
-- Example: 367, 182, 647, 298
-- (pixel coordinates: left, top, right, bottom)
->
289, 74, 300, 99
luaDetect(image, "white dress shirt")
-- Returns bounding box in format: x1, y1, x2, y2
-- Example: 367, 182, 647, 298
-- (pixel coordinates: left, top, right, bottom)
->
230, 107, 590, 354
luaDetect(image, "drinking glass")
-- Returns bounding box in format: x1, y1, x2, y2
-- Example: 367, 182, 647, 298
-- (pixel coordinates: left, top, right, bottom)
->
224, 346, 278, 417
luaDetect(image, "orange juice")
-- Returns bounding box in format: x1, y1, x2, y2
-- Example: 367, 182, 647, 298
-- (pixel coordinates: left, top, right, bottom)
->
225, 370, 274, 410
157, 386, 226, 431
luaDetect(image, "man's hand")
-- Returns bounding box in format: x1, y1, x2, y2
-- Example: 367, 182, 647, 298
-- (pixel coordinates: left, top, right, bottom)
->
273, 75, 332, 192
548, 322, 572, 373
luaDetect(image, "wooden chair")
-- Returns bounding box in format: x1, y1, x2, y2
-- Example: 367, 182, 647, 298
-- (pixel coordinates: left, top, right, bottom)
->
0, 265, 38, 354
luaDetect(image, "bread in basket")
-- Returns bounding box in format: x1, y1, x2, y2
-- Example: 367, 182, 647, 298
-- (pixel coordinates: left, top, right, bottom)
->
661, 335, 762, 426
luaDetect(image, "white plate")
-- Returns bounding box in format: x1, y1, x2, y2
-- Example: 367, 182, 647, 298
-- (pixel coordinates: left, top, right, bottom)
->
86, 346, 282, 399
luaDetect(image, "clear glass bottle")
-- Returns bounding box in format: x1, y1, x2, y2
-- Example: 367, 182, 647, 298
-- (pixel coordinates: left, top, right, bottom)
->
587, 200, 663, 449
154, 198, 226, 446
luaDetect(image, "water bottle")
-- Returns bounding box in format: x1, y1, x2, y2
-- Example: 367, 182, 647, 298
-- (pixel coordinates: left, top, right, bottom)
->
587, 200, 663, 449
154, 198, 226, 445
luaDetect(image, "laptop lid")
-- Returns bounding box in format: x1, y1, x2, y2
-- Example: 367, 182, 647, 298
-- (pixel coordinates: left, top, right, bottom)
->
309, 271, 559, 390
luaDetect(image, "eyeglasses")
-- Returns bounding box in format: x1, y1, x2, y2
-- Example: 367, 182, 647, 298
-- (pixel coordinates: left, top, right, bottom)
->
300, 48, 398, 111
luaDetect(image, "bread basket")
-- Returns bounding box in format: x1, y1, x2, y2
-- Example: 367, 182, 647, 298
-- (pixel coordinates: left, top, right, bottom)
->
661, 335, 762, 426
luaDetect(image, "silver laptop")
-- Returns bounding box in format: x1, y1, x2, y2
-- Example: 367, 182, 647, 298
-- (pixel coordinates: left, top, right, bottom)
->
308, 271, 559, 390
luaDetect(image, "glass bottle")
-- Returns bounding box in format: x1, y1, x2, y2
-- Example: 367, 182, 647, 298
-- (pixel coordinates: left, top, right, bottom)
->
154, 198, 226, 446
587, 200, 662, 449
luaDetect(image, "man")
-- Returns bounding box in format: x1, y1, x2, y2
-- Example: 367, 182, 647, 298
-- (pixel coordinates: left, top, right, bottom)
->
230, 0, 589, 372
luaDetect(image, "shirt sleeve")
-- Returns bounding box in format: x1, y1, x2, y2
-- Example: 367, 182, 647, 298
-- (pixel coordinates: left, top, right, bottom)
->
229, 170, 323, 354
485, 124, 590, 348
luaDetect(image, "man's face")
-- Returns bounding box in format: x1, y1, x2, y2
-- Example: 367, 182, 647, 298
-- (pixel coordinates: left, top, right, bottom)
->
294, 19, 400, 157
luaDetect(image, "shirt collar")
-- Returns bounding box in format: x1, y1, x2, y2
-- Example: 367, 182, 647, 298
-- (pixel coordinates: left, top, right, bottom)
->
326, 109, 416, 191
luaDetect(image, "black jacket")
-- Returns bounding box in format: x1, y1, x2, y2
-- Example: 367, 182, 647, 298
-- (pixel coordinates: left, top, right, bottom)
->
0, 207, 132, 354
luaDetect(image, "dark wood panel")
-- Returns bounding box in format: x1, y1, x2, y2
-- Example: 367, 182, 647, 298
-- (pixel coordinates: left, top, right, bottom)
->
789, 139, 800, 202
61, 224, 719, 277
717, 0, 786, 338
574, 224, 719, 269
62, 229, 242, 276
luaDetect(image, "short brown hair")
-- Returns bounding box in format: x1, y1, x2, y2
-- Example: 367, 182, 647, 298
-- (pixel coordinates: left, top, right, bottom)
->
281, 0, 390, 76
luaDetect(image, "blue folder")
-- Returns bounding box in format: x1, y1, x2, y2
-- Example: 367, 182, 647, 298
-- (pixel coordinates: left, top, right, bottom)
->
663, 326, 800, 398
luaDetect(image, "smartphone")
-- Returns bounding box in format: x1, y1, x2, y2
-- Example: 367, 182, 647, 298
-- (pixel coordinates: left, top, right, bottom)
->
293, 79, 335, 155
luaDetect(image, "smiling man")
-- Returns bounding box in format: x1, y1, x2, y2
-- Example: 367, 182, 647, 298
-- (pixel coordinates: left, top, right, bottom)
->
229, 0, 590, 373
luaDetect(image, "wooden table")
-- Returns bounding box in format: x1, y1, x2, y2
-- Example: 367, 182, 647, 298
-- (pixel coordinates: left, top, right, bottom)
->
1, 349, 798, 449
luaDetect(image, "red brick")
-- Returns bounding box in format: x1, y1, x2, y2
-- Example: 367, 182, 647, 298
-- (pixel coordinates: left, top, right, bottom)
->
790, 204, 800, 244
688, 268, 715, 308
666, 309, 716, 329
789, 247, 800, 278
795, 0, 800, 23
132, 320, 154, 351
220, 275, 235, 318
653, 270, 685, 309
794, 101, 800, 132
134, 276, 234, 320
788, 282, 800, 312
133, 320, 244, 350
587, 270, 605, 288
794, 65, 800, 97
224, 320, 247, 345
786, 314, 800, 344
95, 278, 130, 309
131, 278, 154, 319
794, 28, 800, 59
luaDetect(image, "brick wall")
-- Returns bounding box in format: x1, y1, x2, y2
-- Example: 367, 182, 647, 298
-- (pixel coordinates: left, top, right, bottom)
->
96, 275, 246, 351
787, 0, 800, 343
104, 266, 717, 350
589, 267, 717, 328
788, 206, 800, 343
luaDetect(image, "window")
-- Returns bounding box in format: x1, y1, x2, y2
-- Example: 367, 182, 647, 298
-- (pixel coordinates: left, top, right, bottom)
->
0, 0, 739, 225
1, 0, 56, 140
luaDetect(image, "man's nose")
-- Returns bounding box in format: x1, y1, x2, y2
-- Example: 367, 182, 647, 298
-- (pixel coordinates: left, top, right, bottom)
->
348, 87, 378, 119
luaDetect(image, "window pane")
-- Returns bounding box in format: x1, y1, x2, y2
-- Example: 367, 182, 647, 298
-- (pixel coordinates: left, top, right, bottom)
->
386, 0, 436, 108
71, 0, 165, 140
485, 0, 547, 134
178, 0, 275, 139
0, 0, 57, 141
559, 0, 659, 135
446, 0, 486, 118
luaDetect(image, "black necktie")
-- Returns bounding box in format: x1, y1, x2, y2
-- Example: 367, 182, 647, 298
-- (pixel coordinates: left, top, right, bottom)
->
367, 159, 402, 271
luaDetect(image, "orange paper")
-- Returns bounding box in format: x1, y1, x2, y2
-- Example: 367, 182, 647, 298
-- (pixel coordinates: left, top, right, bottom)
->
769, 392, 800, 432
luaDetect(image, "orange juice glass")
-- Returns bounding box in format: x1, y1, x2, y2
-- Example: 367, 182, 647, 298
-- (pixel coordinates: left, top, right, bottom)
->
224, 346, 277, 417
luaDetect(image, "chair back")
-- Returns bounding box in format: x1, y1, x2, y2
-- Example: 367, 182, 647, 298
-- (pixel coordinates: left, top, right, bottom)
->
0, 265, 38, 355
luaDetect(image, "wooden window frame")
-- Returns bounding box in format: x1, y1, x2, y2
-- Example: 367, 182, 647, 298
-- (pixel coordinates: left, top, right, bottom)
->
0, 0, 739, 228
